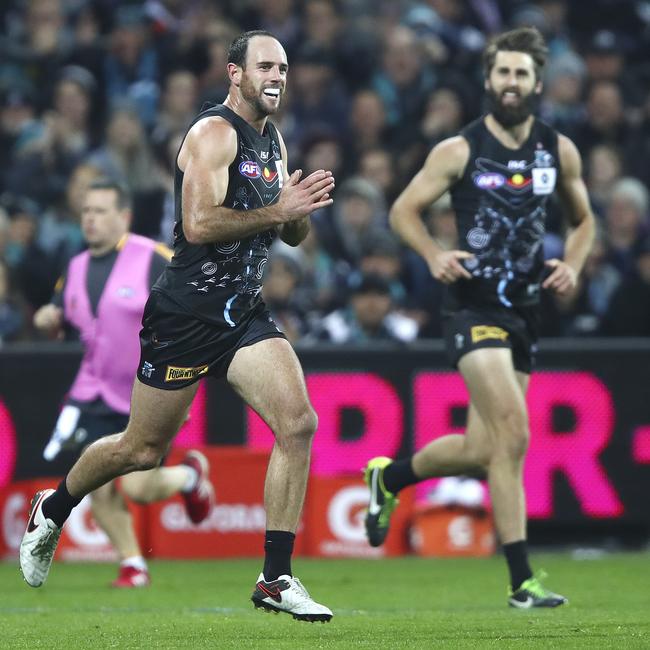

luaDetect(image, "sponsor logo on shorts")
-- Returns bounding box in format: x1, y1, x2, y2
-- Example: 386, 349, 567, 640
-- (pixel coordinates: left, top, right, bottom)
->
471, 326, 509, 343
164, 365, 209, 382
239, 160, 261, 178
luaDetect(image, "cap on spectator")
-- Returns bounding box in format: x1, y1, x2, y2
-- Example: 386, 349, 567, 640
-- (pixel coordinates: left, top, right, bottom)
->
293, 43, 336, 69
637, 236, 650, 256
349, 272, 391, 296
338, 177, 383, 204
585, 30, 626, 55
610, 177, 649, 216
0, 84, 36, 109
57, 65, 97, 96
360, 231, 401, 259
546, 52, 587, 83
511, 4, 548, 31
0, 193, 40, 220
114, 5, 147, 29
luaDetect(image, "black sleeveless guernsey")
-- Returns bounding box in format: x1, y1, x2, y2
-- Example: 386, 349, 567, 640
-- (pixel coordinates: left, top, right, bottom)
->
445, 116, 561, 312
153, 104, 283, 327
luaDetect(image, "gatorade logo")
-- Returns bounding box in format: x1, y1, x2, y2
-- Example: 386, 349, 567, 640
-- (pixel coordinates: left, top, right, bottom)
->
327, 486, 368, 542
2, 493, 27, 551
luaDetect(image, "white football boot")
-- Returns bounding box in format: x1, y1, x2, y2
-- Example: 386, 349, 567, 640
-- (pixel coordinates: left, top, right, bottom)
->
252, 573, 333, 622
19, 489, 62, 587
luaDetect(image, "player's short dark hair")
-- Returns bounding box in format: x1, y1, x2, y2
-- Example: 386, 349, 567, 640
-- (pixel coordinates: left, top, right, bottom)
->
483, 27, 548, 82
87, 178, 131, 211
228, 30, 278, 69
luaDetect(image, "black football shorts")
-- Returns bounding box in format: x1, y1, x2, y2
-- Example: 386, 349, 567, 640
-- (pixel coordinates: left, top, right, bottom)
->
137, 290, 286, 390
442, 305, 540, 374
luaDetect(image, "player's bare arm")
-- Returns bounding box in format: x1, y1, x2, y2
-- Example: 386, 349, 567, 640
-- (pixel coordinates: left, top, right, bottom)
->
543, 134, 596, 296
180, 117, 334, 245
390, 136, 473, 284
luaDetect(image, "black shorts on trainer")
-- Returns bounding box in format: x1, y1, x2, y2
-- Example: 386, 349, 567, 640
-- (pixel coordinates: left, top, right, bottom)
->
137, 290, 286, 390
442, 305, 540, 374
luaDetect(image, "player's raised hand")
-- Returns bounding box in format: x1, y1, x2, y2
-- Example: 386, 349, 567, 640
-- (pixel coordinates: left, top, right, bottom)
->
543, 258, 577, 296
277, 169, 335, 221
428, 250, 474, 284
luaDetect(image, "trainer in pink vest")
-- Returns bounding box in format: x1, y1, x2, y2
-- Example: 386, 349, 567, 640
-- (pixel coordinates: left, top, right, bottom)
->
64, 234, 156, 414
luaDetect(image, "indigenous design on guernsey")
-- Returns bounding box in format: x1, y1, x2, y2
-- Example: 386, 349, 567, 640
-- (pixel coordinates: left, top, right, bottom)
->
153, 104, 284, 327
448, 117, 560, 310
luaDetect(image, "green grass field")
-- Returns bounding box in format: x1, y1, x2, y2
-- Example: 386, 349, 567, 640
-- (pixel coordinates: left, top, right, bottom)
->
1, 554, 648, 649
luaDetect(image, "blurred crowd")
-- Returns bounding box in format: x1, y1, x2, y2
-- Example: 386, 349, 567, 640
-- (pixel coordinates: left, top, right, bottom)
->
1, 0, 649, 345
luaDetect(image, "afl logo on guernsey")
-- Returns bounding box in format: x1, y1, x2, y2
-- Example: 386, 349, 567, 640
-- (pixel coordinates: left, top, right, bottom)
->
473, 172, 505, 189
239, 160, 261, 178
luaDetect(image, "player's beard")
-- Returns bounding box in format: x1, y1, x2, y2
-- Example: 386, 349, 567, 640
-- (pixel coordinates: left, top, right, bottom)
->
240, 73, 279, 118
485, 87, 539, 128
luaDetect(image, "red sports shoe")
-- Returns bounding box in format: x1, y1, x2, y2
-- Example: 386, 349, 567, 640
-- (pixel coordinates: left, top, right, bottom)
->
181, 450, 215, 524
111, 565, 150, 588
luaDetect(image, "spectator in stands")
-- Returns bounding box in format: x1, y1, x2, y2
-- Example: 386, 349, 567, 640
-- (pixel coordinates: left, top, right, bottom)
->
295, 226, 348, 314
104, 5, 160, 127
287, 44, 349, 142
0, 258, 26, 343
421, 86, 466, 147
540, 52, 586, 137
550, 229, 622, 335
256, 0, 302, 57
574, 80, 629, 159
6, 66, 96, 205
0, 193, 57, 309
196, 21, 238, 105
308, 272, 418, 344
358, 148, 399, 204
313, 176, 387, 266
347, 89, 389, 160
358, 230, 408, 306
0, 82, 44, 193
37, 162, 100, 267
586, 144, 623, 218
301, 0, 376, 90
600, 236, 650, 336
87, 104, 161, 197
372, 25, 436, 133
151, 69, 198, 147
0, 0, 72, 108
262, 249, 308, 344
604, 177, 649, 275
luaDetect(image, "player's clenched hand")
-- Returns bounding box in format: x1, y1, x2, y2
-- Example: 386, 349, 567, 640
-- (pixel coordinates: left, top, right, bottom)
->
277, 169, 335, 221
543, 259, 577, 296
428, 250, 474, 284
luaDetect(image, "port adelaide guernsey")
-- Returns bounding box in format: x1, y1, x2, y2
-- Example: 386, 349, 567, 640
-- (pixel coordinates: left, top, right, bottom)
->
154, 104, 284, 327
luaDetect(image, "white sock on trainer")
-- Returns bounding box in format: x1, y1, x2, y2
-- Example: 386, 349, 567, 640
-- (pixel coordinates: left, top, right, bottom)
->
121, 556, 147, 572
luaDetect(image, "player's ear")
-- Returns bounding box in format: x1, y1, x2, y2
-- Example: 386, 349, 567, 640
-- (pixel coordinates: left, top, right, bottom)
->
535, 80, 543, 95
227, 63, 241, 87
